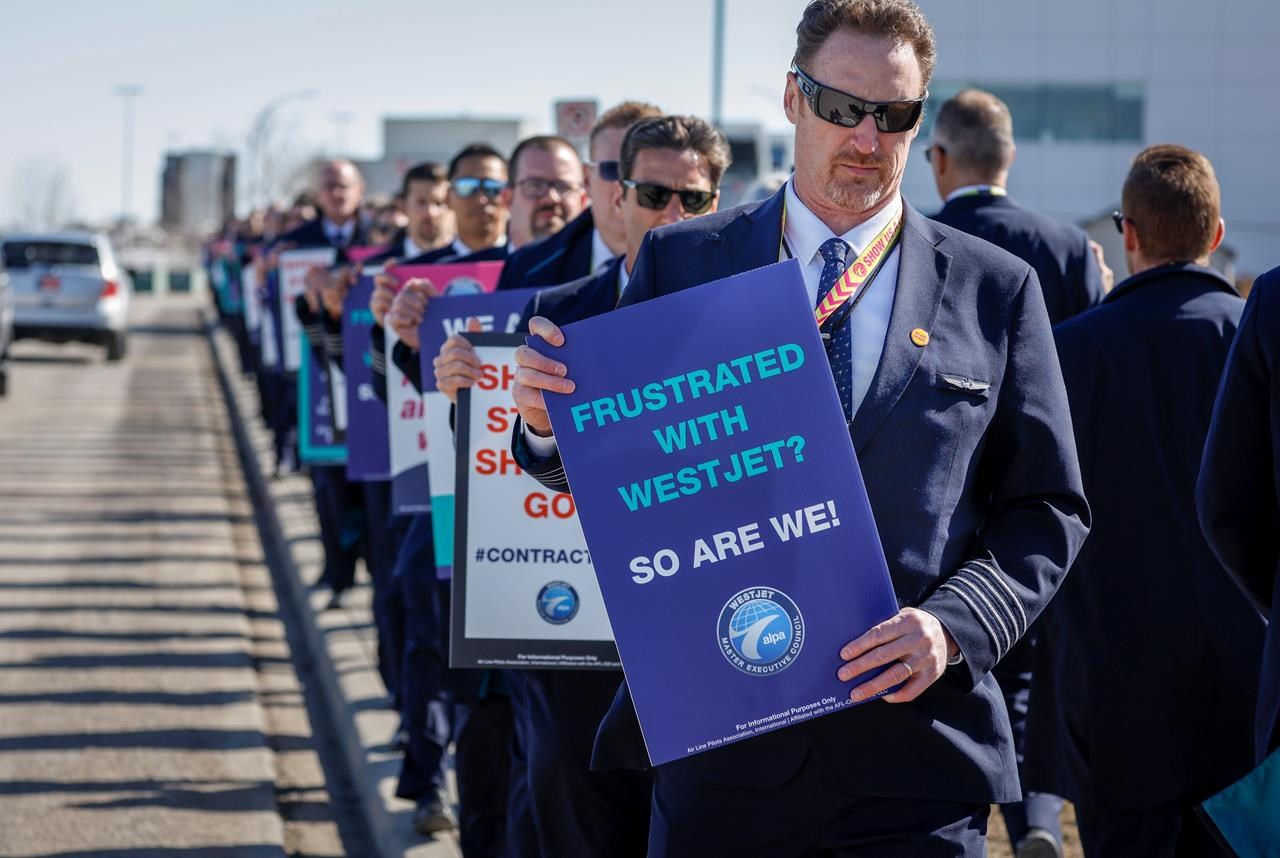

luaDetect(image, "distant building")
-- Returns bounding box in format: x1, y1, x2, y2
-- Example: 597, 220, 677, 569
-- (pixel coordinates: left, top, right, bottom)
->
351, 116, 536, 197
160, 151, 236, 236
901, 0, 1280, 276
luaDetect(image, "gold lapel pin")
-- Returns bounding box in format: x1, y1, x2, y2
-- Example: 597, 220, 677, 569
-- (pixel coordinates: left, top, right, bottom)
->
910, 328, 930, 347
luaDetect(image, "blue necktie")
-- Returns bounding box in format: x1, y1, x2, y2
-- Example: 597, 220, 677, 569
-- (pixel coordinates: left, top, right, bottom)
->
816, 237, 853, 421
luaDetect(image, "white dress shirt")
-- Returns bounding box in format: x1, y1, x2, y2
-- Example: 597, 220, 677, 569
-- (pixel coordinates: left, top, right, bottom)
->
944, 184, 1007, 203
450, 235, 508, 258
323, 218, 355, 248
524, 181, 903, 455
590, 227, 615, 273
403, 235, 426, 259
781, 178, 902, 416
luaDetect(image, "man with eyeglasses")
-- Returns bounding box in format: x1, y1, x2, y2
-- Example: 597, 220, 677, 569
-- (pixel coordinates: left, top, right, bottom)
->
495, 102, 663, 293
511, 1, 1089, 855
1025, 145, 1261, 858
434, 113, 730, 858
927, 89, 1104, 328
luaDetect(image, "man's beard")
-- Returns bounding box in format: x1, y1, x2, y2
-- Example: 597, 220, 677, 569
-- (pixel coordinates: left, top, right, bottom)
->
531, 205, 567, 240
824, 161, 893, 213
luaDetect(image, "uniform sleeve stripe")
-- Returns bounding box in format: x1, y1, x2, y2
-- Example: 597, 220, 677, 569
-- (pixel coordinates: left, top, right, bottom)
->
956, 568, 1024, 642
946, 574, 1012, 654
968, 559, 1028, 632
939, 581, 1006, 658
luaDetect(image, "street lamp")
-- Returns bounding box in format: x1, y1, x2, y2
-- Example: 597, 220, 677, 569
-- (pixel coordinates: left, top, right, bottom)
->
115, 84, 143, 223
246, 88, 317, 208
711, 0, 726, 127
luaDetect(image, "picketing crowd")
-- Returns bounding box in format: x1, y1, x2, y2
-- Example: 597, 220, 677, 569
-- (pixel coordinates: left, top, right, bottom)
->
201, 2, 1279, 856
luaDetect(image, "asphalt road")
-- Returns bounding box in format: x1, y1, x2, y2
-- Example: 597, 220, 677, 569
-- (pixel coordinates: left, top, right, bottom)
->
0, 296, 356, 857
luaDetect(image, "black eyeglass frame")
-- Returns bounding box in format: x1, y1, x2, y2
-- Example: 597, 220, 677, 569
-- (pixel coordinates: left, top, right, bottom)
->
620, 179, 719, 215
791, 64, 927, 133
1112, 211, 1132, 234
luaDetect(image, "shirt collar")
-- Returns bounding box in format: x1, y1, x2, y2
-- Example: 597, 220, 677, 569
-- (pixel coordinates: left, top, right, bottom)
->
617, 256, 631, 297
451, 235, 507, 258
783, 178, 903, 267
403, 236, 425, 258
945, 184, 1008, 202
591, 227, 615, 273
323, 218, 354, 244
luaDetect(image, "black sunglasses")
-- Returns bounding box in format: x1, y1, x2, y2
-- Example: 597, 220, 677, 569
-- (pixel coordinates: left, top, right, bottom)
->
452, 177, 506, 199
621, 180, 717, 215
588, 160, 619, 182
924, 144, 944, 163
1112, 211, 1131, 234
791, 64, 926, 133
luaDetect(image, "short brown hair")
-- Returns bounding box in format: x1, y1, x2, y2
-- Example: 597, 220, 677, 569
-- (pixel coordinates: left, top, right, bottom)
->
401, 161, 448, 197
508, 135, 579, 185
619, 115, 732, 189
934, 89, 1015, 178
1122, 144, 1221, 263
590, 101, 663, 155
794, 0, 936, 88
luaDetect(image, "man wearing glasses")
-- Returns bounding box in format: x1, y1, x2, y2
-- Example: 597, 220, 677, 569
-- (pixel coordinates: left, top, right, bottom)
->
512, 1, 1088, 854
495, 102, 663, 293
1027, 145, 1261, 858
437, 113, 730, 857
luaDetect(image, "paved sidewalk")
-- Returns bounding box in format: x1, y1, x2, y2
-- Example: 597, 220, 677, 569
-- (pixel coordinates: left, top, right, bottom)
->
209, 315, 461, 858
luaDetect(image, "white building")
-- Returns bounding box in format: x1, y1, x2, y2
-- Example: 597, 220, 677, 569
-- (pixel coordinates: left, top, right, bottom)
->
160, 151, 236, 236
899, 0, 1280, 278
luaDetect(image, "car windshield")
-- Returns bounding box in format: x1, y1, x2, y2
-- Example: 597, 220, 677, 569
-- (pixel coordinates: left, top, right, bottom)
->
3, 241, 100, 269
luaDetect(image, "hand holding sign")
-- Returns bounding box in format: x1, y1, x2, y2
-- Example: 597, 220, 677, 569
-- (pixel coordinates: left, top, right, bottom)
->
370, 269, 399, 326
433, 317, 485, 403
837, 607, 956, 704
513, 316, 575, 436
387, 278, 438, 349
321, 266, 358, 321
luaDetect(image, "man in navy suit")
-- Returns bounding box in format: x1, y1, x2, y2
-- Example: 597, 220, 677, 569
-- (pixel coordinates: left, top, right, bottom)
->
927, 89, 1104, 325
281, 160, 372, 609
1026, 145, 1263, 858
1199, 266, 1280, 766
510, 2, 1089, 855
926, 87, 1105, 858
439, 113, 730, 858
493, 103, 663, 294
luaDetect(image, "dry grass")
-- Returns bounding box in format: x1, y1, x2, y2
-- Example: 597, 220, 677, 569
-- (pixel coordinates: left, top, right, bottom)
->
987, 802, 1082, 858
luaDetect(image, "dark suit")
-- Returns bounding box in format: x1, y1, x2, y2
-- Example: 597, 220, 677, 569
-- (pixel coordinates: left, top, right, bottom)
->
932, 192, 1103, 326
1198, 265, 1280, 763
278, 217, 372, 596
495, 208, 597, 294
1027, 263, 1262, 858
514, 188, 1089, 856
510, 258, 652, 858
933, 189, 1101, 846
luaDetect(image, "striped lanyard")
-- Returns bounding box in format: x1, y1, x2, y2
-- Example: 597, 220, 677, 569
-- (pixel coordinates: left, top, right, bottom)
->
780, 198, 903, 328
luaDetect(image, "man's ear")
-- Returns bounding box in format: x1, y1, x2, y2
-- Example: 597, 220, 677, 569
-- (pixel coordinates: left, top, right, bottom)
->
783, 74, 803, 126
1209, 217, 1226, 254
1123, 219, 1140, 255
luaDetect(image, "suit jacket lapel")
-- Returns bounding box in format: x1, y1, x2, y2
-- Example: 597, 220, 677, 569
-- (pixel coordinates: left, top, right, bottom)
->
850, 203, 951, 452
722, 187, 787, 275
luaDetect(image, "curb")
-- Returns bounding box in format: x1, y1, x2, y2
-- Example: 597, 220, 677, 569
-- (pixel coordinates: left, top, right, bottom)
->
201, 310, 398, 857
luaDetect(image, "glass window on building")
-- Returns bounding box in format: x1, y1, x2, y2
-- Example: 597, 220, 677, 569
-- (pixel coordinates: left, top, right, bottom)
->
921, 83, 1144, 144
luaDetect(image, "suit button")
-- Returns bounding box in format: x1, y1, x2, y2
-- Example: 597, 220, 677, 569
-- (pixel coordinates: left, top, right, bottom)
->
910, 328, 930, 347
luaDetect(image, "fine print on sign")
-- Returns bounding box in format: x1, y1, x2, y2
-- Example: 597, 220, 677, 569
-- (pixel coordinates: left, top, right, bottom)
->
451, 334, 618, 670
533, 259, 900, 765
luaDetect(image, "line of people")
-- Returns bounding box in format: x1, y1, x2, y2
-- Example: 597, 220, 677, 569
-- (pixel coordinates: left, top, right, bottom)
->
202, 2, 1277, 855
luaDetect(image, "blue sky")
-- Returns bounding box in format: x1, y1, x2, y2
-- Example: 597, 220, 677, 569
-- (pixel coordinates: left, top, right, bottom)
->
3, 0, 808, 225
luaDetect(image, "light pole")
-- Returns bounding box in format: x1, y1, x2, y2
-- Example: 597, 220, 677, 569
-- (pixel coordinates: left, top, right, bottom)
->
115, 84, 143, 223
711, 0, 726, 127
246, 88, 317, 208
